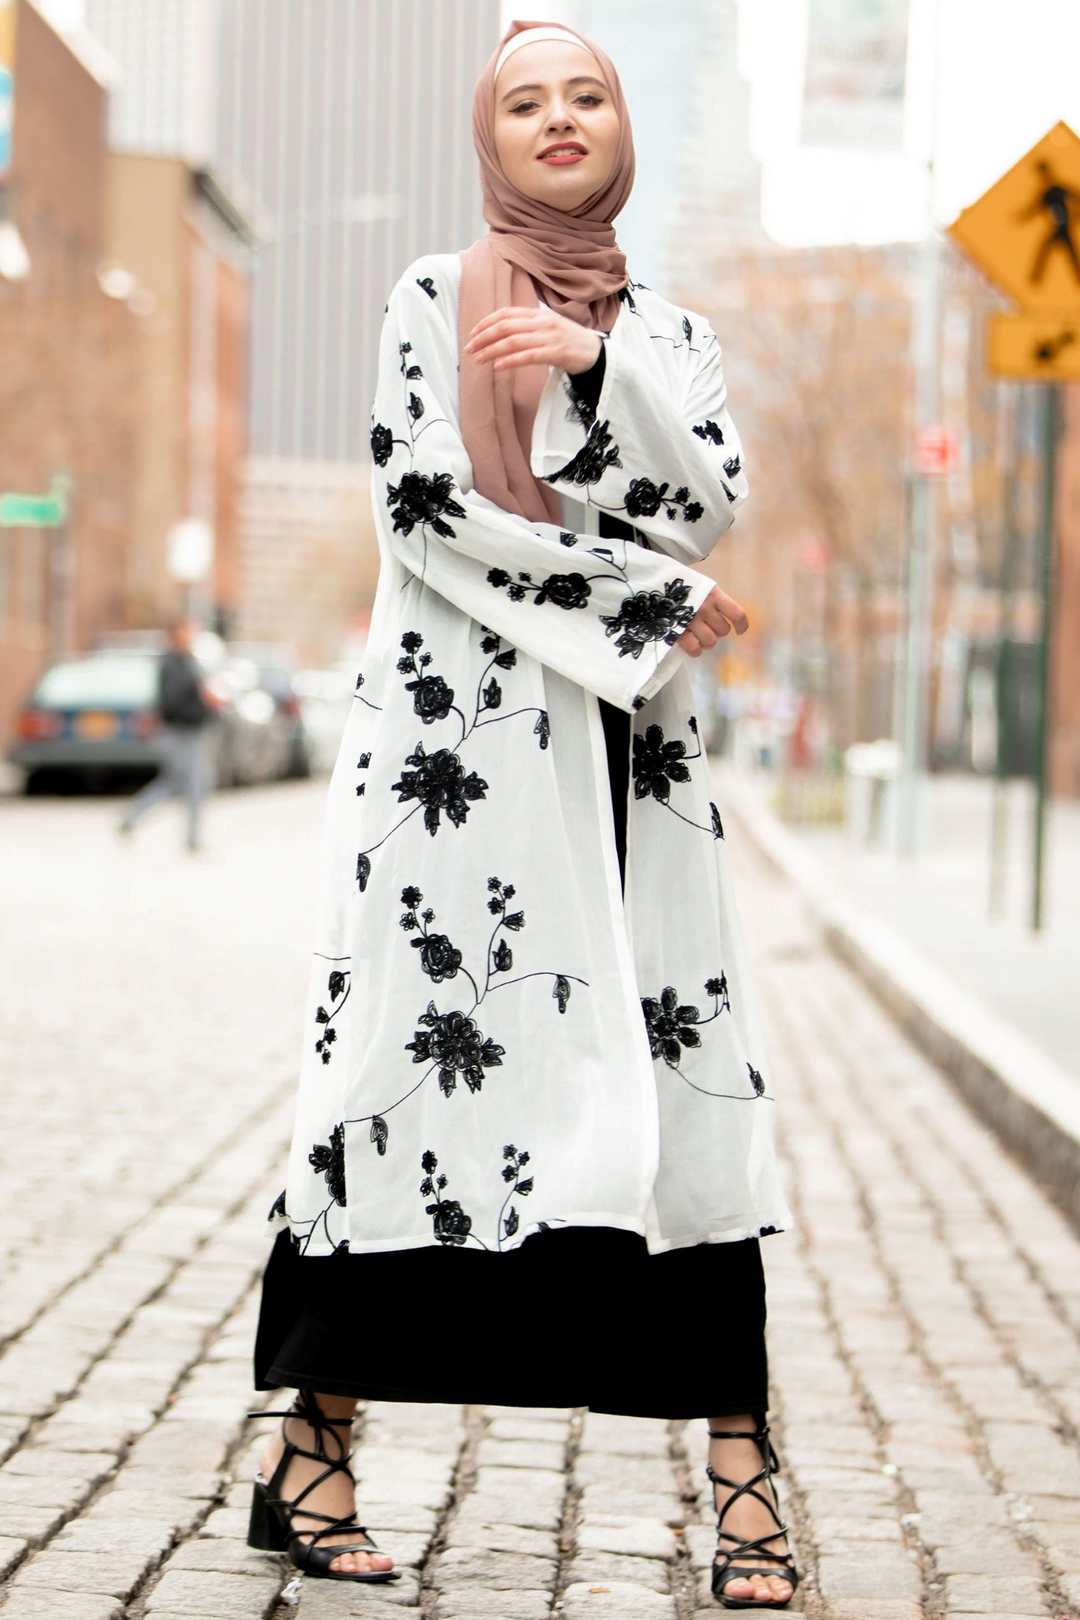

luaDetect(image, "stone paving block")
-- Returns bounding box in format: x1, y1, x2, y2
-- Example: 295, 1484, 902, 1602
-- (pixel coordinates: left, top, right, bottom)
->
52, 1520, 178, 1558
167, 1537, 285, 1577
0, 1537, 27, 1581
143, 1567, 281, 1616
442, 1521, 559, 1559
823, 1605, 922, 1620
932, 1539, 1040, 1576
565, 1551, 670, 1592
579, 1486, 681, 1523
432, 1545, 556, 1590
293, 1591, 417, 1620
362, 1502, 441, 1535
815, 1552, 921, 1599
10, 1548, 155, 1599
577, 1517, 677, 1561
473, 1439, 565, 1472
0, 1592, 124, 1620
941, 1573, 1048, 1612
455, 1495, 562, 1533
197, 1505, 254, 1539
2, 1448, 115, 1484
0, 1505, 68, 1541
575, 1455, 673, 1493
433, 1591, 550, 1620
357, 1531, 429, 1569
486, 1418, 569, 1443
561, 1579, 677, 1619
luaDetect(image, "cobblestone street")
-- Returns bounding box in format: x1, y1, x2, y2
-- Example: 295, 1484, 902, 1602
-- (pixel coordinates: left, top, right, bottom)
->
1, 777, 1079, 1620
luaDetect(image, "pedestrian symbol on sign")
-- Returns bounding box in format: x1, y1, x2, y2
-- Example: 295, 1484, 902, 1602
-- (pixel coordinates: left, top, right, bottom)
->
1019, 161, 1080, 286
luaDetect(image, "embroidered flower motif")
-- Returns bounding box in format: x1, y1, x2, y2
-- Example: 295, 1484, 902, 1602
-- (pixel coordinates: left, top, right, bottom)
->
405, 671, 455, 724
710, 801, 725, 839
747, 1063, 765, 1096
641, 986, 703, 1067
418, 1151, 473, 1244
387, 470, 467, 540
544, 419, 622, 488
309, 1123, 347, 1206
405, 1002, 505, 1095
392, 742, 488, 835
723, 454, 742, 479
416, 276, 437, 299
371, 423, 394, 466
600, 579, 696, 659
624, 478, 666, 518
692, 419, 726, 446
533, 572, 591, 610
411, 932, 462, 983
558, 530, 578, 547
632, 723, 692, 802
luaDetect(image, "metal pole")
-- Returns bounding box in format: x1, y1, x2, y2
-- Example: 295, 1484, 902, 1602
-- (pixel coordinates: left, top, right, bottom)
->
989, 384, 1022, 921
1031, 382, 1058, 933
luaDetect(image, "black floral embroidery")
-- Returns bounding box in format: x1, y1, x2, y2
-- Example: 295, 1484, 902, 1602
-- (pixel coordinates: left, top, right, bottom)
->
418, 1145, 539, 1250
392, 742, 488, 836
692, 419, 725, 447
641, 974, 769, 1100
356, 629, 548, 890
387, 470, 467, 541
309, 1122, 347, 1206
314, 964, 351, 1065
600, 578, 696, 659
682, 316, 693, 344
543, 418, 623, 489
353, 670, 383, 713
399, 340, 421, 379
633, 723, 691, 802
358, 752, 371, 768
345, 874, 586, 1144
371, 423, 394, 466
624, 478, 704, 524
711, 802, 725, 839
723, 454, 741, 479
558, 530, 578, 547
406, 1003, 505, 1096
489, 566, 594, 612
420, 1151, 473, 1245
758, 1224, 779, 1237
416, 276, 438, 299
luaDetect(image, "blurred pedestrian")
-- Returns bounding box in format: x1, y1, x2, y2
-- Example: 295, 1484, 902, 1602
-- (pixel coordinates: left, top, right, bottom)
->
117, 614, 216, 851
247, 19, 797, 1611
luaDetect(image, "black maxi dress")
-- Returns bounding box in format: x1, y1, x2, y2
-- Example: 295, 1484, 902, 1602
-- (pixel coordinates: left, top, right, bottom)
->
252, 348, 769, 1421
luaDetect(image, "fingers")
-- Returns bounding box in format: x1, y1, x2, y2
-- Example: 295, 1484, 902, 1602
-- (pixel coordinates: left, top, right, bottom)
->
677, 629, 703, 656
470, 331, 554, 370
464, 309, 545, 355
707, 586, 750, 634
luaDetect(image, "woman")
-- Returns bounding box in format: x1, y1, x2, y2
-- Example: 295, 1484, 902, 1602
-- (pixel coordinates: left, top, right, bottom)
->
248, 19, 798, 1611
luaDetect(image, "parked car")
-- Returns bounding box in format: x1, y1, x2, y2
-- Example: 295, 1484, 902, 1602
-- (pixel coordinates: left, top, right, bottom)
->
7, 645, 250, 794
223, 641, 312, 778
292, 666, 354, 774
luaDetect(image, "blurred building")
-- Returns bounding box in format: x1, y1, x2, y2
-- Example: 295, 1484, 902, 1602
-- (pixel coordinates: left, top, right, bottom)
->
0, 0, 140, 749
85, 0, 498, 666
102, 153, 252, 633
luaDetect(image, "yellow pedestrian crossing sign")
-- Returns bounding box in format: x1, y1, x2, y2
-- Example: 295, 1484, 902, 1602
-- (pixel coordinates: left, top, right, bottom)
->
948, 121, 1080, 378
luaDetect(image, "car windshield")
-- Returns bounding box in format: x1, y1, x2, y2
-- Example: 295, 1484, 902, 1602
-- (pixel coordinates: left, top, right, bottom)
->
34, 655, 158, 707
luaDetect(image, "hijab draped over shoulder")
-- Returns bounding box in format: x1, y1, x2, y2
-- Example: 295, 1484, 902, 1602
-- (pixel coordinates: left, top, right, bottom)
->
458, 18, 636, 525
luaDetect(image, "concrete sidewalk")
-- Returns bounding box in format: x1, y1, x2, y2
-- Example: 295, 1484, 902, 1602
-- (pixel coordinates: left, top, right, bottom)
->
1, 779, 1079, 1619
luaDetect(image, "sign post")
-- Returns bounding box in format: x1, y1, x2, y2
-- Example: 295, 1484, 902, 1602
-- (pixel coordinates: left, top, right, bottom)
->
947, 119, 1080, 932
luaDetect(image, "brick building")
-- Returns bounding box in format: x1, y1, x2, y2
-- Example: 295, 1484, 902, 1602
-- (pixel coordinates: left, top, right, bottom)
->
0, 0, 139, 748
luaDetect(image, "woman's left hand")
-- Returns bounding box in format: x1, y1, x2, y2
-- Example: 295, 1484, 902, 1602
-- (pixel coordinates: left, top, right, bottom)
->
464, 306, 602, 376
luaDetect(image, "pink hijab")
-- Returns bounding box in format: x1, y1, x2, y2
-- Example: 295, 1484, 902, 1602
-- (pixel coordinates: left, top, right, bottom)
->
458, 19, 635, 525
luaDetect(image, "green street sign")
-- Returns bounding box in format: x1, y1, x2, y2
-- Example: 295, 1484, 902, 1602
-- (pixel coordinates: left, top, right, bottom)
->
0, 484, 68, 527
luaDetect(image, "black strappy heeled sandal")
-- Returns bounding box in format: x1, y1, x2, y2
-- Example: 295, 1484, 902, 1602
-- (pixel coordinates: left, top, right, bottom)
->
246, 1388, 400, 1582
706, 1415, 800, 1609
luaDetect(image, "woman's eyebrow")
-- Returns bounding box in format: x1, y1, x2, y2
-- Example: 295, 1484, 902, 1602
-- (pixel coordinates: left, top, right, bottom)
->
498, 74, 606, 105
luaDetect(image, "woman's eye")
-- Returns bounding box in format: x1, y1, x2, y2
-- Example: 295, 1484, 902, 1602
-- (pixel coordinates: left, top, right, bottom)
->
511, 101, 538, 115
576, 95, 602, 106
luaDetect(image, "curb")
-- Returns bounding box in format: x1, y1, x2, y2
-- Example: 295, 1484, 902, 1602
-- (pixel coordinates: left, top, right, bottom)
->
716, 764, 1080, 1235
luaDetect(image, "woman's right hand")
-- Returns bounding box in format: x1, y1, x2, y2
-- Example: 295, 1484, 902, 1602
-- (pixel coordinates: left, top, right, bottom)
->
677, 585, 749, 657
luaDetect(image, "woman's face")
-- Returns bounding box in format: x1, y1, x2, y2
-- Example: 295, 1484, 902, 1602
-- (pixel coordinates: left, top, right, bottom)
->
493, 40, 620, 211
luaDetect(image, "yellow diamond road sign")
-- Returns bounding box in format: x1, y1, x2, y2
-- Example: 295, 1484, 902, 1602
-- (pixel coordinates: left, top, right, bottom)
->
948, 121, 1080, 378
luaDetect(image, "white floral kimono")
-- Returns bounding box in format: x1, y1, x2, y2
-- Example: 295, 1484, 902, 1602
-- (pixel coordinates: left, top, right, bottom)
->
271, 252, 795, 1259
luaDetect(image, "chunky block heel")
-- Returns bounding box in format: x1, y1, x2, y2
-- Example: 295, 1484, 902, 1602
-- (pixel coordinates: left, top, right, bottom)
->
245, 1391, 400, 1582
247, 1473, 288, 1552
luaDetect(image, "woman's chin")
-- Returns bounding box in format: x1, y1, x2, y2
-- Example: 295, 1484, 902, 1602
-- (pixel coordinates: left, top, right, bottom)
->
523, 170, 600, 211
